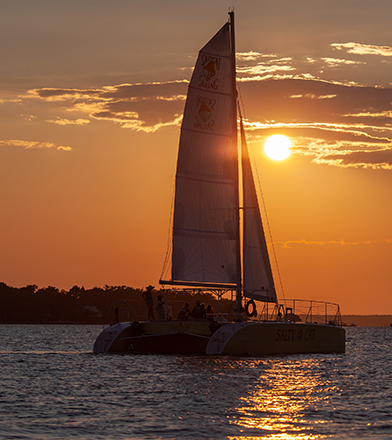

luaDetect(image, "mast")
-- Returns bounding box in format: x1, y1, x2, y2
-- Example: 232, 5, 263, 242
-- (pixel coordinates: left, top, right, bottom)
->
229, 10, 242, 311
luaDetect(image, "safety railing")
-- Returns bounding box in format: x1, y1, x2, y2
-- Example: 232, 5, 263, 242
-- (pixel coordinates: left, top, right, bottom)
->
254, 299, 342, 326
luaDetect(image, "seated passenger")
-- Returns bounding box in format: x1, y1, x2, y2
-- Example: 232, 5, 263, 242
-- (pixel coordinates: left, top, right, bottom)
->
177, 302, 190, 320
206, 304, 214, 320
191, 300, 205, 319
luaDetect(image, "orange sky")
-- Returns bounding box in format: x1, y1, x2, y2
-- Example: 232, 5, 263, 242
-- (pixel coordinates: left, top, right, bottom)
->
1, 1, 392, 314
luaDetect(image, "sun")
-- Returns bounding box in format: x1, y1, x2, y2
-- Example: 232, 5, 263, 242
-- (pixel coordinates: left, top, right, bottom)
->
264, 135, 292, 161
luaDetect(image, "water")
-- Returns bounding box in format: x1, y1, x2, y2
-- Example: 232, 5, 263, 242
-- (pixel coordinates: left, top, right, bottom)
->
0, 326, 391, 439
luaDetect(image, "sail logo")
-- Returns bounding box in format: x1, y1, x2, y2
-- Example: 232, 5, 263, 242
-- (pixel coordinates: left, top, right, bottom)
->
199, 55, 221, 90
194, 96, 215, 131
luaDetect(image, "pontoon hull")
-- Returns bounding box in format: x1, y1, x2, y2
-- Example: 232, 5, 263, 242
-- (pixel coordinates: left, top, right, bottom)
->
206, 322, 345, 355
94, 320, 345, 356
93, 320, 219, 354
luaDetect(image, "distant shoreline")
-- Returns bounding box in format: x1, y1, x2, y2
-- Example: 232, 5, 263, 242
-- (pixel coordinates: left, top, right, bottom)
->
0, 315, 391, 327
341, 315, 392, 327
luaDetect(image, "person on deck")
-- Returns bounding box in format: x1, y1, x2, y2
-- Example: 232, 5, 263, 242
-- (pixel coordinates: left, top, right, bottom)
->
191, 300, 206, 319
177, 302, 190, 320
156, 295, 165, 321
206, 304, 214, 320
142, 285, 155, 321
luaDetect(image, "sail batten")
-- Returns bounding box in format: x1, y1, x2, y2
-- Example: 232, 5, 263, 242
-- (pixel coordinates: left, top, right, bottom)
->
177, 174, 234, 184
181, 128, 232, 138
187, 86, 232, 97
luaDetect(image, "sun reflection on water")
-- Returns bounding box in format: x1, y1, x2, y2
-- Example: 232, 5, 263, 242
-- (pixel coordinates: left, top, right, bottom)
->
228, 358, 338, 439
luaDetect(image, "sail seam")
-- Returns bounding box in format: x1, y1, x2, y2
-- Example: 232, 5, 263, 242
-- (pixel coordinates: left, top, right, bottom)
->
176, 174, 234, 185
188, 84, 232, 98
198, 50, 231, 61
174, 227, 233, 236
181, 127, 231, 138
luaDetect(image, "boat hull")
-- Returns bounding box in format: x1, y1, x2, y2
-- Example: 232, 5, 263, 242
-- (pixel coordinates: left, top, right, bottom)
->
116, 332, 210, 354
93, 320, 219, 354
94, 320, 345, 356
206, 322, 345, 355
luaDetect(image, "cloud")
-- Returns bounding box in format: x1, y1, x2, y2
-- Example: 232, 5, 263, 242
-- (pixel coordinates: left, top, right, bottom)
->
237, 55, 295, 79
235, 51, 373, 87
274, 239, 392, 249
237, 52, 277, 61
238, 73, 317, 83
28, 88, 103, 101
315, 148, 392, 170
321, 57, 363, 67
46, 118, 90, 126
14, 74, 392, 169
239, 78, 392, 170
27, 81, 187, 132
289, 94, 337, 100
332, 42, 392, 57
0, 140, 72, 151
21, 114, 37, 121
0, 98, 22, 104
342, 110, 392, 119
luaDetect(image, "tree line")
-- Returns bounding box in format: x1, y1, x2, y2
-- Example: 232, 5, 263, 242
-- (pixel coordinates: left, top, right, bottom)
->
0, 282, 386, 325
0, 282, 229, 324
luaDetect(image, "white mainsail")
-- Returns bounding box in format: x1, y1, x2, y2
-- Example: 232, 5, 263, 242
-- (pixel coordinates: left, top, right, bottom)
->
163, 15, 277, 303
171, 23, 238, 287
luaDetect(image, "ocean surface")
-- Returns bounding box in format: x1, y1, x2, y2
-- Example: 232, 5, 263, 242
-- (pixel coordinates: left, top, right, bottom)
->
0, 325, 391, 439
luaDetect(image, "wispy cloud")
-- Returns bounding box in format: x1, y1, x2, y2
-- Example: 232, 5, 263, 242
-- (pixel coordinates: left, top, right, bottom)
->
273, 239, 392, 248
240, 77, 392, 170
237, 72, 320, 84
235, 50, 372, 87
314, 148, 392, 170
332, 42, 392, 57
342, 110, 392, 119
0, 98, 22, 104
321, 57, 363, 67
289, 94, 337, 100
46, 118, 90, 126
237, 52, 277, 61
21, 114, 37, 121
0, 140, 72, 151
237, 55, 295, 79
11, 71, 392, 170
27, 88, 104, 101
27, 81, 188, 133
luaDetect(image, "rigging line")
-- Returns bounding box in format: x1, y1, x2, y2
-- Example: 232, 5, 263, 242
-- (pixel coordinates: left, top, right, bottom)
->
237, 84, 286, 306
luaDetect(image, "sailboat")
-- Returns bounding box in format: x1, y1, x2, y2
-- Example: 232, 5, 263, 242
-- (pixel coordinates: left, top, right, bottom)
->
93, 11, 345, 356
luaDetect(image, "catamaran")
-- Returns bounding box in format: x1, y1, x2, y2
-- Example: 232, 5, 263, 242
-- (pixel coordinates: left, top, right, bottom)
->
93, 11, 345, 356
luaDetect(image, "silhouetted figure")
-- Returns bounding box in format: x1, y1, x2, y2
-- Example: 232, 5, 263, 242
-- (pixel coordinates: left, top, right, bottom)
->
177, 302, 190, 320
191, 300, 206, 319
206, 304, 214, 320
156, 294, 165, 321
114, 307, 119, 323
142, 285, 155, 321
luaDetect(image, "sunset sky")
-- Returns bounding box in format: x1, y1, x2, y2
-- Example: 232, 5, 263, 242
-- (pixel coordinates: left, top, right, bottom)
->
1, 0, 391, 314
